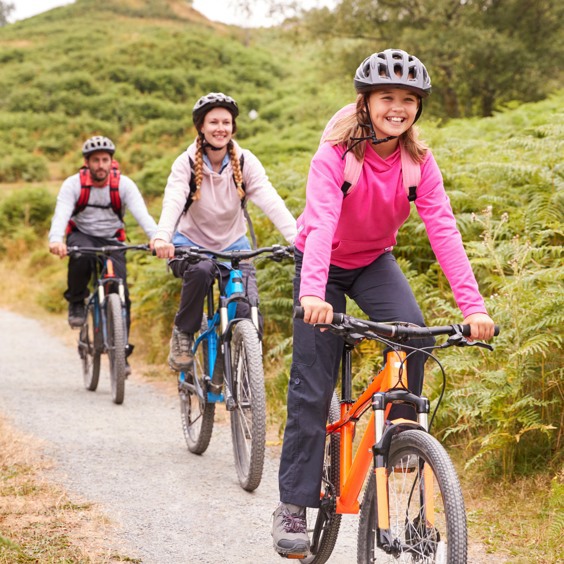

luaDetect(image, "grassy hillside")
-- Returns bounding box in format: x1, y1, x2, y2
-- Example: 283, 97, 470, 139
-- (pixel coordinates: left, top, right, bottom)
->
0, 2, 562, 560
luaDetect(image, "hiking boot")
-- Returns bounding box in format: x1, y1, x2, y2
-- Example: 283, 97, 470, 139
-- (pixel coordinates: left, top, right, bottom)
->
272, 502, 310, 558
68, 302, 86, 328
168, 326, 194, 372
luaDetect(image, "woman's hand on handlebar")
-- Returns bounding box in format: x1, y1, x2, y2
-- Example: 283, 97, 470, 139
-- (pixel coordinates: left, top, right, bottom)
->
300, 296, 333, 325
152, 238, 175, 259
463, 312, 496, 341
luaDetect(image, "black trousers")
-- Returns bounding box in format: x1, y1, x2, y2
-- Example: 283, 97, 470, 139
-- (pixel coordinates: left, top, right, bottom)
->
168, 258, 262, 335
278, 250, 435, 508
65, 230, 131, 332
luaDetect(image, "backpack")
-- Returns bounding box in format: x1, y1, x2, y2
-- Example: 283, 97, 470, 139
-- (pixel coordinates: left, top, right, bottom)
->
66, 159, 126, 241
320, 104, 421, 202
184, 152, 257, 249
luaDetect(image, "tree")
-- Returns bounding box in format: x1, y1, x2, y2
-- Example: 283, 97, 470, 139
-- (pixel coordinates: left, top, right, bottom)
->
0, 1, 14, 26
304, 0, 564, 118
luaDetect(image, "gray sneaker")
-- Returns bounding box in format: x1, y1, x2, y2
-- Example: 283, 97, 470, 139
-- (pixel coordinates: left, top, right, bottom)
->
168, 326, 194, 372
272, 502, 310, 558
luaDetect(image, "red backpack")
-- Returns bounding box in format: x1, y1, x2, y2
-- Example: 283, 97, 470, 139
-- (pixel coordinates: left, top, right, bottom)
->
320, 104, 421, 201
66, 159, 126, 241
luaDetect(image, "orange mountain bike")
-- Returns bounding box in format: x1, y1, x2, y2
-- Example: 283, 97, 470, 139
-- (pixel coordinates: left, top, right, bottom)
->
293, 307, 498, 564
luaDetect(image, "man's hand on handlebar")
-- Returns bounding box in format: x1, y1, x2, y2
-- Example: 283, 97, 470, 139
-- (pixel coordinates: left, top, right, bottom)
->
49, 241, 67, 258
299, 296, 334, 325
152, 238, 175, 259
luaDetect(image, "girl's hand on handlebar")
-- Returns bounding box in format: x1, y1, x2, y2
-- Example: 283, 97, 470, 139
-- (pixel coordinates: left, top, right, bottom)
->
49, 242, 67, 258
152, 238, 175, 259
463, 313, 496, 341
300, 296, 333, 325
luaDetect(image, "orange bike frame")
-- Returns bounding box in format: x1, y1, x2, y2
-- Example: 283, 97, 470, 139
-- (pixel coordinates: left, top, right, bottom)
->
328, 350, 428, 518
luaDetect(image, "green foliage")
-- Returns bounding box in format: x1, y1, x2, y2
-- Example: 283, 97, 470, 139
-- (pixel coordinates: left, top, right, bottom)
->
0, 187, 54, 236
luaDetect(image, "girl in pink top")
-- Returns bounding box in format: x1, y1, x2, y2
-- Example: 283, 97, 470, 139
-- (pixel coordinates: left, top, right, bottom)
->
272, 49, 495, 558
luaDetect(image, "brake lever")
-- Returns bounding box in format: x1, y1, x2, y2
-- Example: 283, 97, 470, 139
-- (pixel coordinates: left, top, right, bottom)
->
445, 334, 493, 351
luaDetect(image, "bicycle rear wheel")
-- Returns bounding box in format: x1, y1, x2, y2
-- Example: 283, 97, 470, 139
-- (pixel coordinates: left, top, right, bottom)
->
357, 430, 467, 563
79, 303, 101, 391
300, 392, 342, 564
230, 319, 265, 492
106, 293, 126, 405
180, 315, 215, 454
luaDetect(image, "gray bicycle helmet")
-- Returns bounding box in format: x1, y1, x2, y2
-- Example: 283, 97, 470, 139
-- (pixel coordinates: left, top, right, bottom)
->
354, 49, 432, 98
82, 135, 116, 157
192, 92, 239, 129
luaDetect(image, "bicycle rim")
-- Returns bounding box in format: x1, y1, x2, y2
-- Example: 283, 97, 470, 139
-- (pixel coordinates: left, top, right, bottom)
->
80, 303, 100, 391
300, 392, 342, 564
107, 293, 126, 405
180, 316, 215, 454
230, 319, 266, 492
357, 430, 467, 564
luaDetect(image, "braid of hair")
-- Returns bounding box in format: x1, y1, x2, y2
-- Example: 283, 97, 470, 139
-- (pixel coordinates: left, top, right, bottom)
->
193, 136, 204, 201
228, 141, 245, 200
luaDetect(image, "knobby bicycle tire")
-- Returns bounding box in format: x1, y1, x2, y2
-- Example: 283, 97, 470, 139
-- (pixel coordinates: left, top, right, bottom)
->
230, 319, 266, 492
180, 314, 215, 454
300, 392, 342, 564
80, 302, 101, 391
107, 293, 126, 405
357, 430, 467, 564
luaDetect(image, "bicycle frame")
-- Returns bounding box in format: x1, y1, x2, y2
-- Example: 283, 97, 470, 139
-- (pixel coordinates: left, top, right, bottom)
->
84, 255, 128, 355
329, 344, 435, 534
185, 264, 260, 409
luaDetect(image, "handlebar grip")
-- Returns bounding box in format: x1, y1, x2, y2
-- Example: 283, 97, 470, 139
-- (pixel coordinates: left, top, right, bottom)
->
294, 306, 305, 319
293, 306, 346, 325
460, 324, 500, 337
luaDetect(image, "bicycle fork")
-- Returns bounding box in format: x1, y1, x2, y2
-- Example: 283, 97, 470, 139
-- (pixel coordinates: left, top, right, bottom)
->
370, 351, 435, 553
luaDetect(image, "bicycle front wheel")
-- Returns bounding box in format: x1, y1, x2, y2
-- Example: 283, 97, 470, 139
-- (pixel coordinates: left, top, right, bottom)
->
79, 302, 101, 391
180, 315, 215, 454
357, 430, 467, 564
230, 319, 266, 492
106, 293, 126, 405
300, 392, 342, 564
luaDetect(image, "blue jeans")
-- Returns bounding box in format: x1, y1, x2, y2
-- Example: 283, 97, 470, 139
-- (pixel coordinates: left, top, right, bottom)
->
278, 249, 435, 508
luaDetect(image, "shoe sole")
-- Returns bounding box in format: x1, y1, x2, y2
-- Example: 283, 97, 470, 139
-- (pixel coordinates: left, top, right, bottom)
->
273, 542, 309, 559
167, 355, 193, 373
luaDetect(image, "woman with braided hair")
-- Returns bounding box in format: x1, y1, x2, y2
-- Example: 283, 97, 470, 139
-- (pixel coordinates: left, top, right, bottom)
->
153, 93, 296, 372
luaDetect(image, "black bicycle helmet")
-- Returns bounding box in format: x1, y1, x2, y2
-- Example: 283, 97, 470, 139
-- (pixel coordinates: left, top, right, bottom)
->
354, 49, 432, 98
82, 136, 116, 157
192, 92, 239, 129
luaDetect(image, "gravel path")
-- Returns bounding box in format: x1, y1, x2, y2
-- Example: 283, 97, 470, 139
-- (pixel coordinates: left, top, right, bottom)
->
0, 309, 358, 563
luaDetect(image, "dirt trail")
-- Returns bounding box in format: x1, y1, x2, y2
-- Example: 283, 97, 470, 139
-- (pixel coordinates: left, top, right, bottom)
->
0, 309, 503, 563
0, 309, 360, 563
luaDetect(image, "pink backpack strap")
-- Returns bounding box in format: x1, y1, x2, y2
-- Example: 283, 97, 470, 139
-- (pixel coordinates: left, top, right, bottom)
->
400, 141, 421, 202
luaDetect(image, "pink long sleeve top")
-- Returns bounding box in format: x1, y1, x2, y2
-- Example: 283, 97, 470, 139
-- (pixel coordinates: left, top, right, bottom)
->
295, 141, 487, 318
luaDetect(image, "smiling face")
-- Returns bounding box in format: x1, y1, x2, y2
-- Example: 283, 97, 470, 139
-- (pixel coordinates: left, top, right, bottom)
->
366, 88, 420, 140
199, 107, 234, 150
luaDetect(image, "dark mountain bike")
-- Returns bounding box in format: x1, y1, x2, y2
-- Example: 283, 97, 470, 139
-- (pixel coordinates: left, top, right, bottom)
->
173, 244, 293, 492
293, 307, 499, 564
67, 244, 149, 405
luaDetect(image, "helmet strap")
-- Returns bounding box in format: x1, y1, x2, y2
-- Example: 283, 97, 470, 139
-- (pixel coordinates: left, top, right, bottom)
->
199, 132, 224, 152
343, 98, 397, 158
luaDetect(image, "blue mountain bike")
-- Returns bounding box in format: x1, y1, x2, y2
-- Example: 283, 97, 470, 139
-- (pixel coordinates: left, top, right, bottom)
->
172, 244, 293, 492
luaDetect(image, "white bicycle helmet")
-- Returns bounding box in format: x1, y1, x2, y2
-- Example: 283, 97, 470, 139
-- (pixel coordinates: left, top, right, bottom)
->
82, 136, 116, 157
354, 49, 432, 98
192, 92, 239, 128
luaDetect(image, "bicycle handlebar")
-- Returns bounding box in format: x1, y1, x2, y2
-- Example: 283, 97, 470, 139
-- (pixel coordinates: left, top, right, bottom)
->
171, 244, 294, 264
68, 244, 150, 255
293, 306, 500, 340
